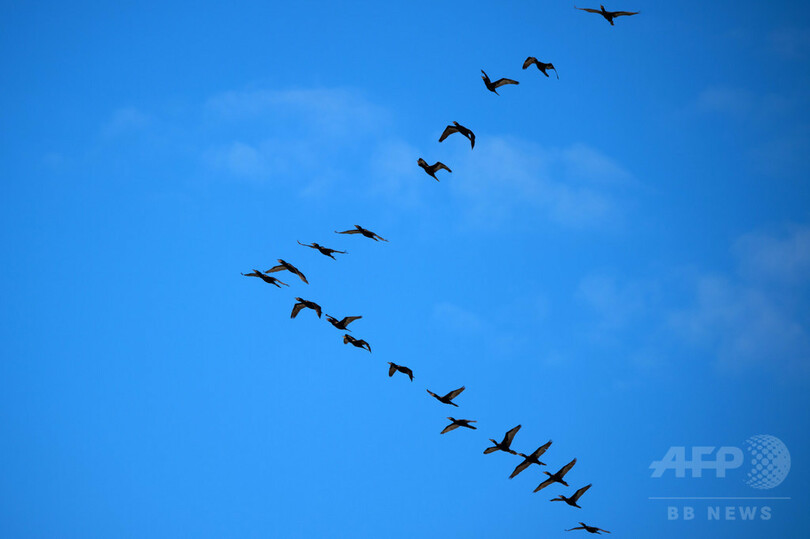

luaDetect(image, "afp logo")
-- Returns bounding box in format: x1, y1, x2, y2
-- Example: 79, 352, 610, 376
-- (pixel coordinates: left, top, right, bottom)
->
650, 435, 791, 489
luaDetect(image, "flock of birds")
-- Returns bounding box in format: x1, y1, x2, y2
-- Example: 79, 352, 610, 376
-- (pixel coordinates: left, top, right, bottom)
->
243, 5, 639, 535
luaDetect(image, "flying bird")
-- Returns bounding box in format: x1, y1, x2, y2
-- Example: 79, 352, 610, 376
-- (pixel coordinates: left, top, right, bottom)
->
441, 417, 477, 434
387, 362, 413, 381
241, 270, 288, 287
343, 334, 371, 352
325, 315, 362, 331
335, 225, 388, 242
575, 5, 639, 25
510, 440, 552, 478
481, 70, 519, 95
297, 241, 347, 260
483, 425, 522, 455
426, 386, 465, 406
438, 121, 475, 149
291, 298, 322, 319
266, 259, 308, 284
522, 57, 559, 79
551, 484, 592, 508
534, 458, 577, 492
417, 158, 452, 181
566, 522, 611, 534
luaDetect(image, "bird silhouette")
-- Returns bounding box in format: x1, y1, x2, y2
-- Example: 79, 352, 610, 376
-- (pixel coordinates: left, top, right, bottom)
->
291, 298, 322, 319
534, 458, 577, 492
325, 315, 362, 331
522, 57, 559, 79
297, 241, 347, 260
551, 484, 592, 508
575, 5, 639, 25
417, 158, 452, 181
566, 522, 611, 534
484, 425, 522, 455
343, 334, 371, 352
387, 362, 414, 381
438, 121, 475, 149
334, 225, 388, 242
481, 70, 519, 95
266, 259, 308, 284
510, 440, 552, 478
441, 417, 477, 434
426, 386, 465, 406
241, 270, 288, 287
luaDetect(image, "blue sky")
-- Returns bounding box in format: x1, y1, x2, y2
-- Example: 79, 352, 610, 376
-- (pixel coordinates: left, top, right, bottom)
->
1, 0, 809, 537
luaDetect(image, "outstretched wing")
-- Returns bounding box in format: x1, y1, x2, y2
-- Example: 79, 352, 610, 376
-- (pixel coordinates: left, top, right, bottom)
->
265, 264, 285, 273
613, 10, 639, 16
434, 162, 452, 173
341, 316, 362, 326
297, 240, 313, 248
559, 458, 577, 478
444, 386, 465, 401
388, 363, 397, 377
291, 302, 305, 318
401, 366, 413, 381
570, 483, 592, 503
441, 422, 460, 434
575, 6, 602, 14
290, 266, 308, 284
426, 389, 439, 400
335, 229, 362, 235
533, 440, 553, 458
534, 477, 555, 492
483, 445, 499, 454
493, 78, 519, 88
372, 233, 388, 242
509, 458, 532, 479
439, 125, 459, 143
522, 56, 538, 69
503, 424, 521, 446
565, 525, 586, 531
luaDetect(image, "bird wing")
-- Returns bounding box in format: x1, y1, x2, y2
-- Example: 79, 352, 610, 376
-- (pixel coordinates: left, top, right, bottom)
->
343, 334, 353, 344
493, 78, 519, 88
438, 125, 459, 142
570, 484, 592, 502
358, 340, 371, 352
312, 302, 322, 317
509, 458, 532, 479
291, 302, 305, 319
402, 366, 413, 380
522, 56, 538, 69
341, 316, 362, 326
444, 386, 465, 400
503, 424, 521, 446
373, 233, 388, 242
613, 10, 639, 16
533, 440, 553, 458
483, 446, 499, 454
435, 162, 452, 173
388, 363, 397, 377
596, 528, 610, 534
441, 423, 460, 434
534, 477, 555, 492
559, 458, 577, 478
297, 240, 313, 248
335, 229, 361, 234
265, 264, 285, 273
426, 389, 439, 400
575, 6, 602, 13
291, 266, 308, 284
468, 131, 475, 149
565, 526, 586, 531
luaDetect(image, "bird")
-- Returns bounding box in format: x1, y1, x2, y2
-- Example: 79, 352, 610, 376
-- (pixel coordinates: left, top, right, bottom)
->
266, 259, 308, 284
575, 5, 639, 25
483, 425, 521, 455
241, 270, 288, 287
387, 362, 413, 381
297, 241, 347, 260
481, 70, 519, 95
551, 484, 592, 508
426, 386, 465, 406
335, 225, 388, 242
509, 440, 552, 478
343, 334, 371, 352
522, 57, 559, 79
534, 458, 577, 492
291, 298, 322, 319
417, 158, 452, 181
566, 522, 611, 534
438, 121, 475, 149
441, 417, 477, 434
325, 315, 362, 331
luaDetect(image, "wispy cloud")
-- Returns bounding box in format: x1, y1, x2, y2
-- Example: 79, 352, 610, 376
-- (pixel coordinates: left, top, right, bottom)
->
101, 107, 153, 137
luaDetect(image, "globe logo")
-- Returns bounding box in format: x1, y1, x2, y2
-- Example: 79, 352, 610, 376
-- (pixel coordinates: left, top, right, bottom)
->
744, 435, 790, 489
